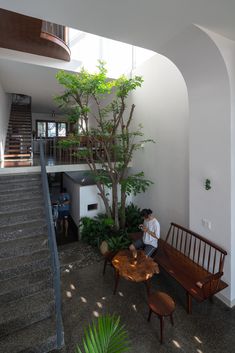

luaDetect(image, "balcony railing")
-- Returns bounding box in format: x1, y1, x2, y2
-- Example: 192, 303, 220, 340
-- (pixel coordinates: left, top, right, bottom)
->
41, 21, 68, 43
35, 136, 110, 165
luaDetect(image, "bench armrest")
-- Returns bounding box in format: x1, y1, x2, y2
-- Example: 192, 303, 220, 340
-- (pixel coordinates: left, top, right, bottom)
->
196, 272, 223, 289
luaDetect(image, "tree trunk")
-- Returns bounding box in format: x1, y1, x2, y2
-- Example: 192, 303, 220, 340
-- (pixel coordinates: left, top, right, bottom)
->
120, 187, 126, 229
96, 183, 112, 218
112, 182, 119, 230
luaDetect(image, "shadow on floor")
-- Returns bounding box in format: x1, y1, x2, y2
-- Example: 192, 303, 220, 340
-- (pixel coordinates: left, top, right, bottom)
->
56, 215, 78, 246
58, 246, 235, 353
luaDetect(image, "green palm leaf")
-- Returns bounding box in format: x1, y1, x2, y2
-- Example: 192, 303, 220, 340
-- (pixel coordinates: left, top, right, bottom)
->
76, 314, 131, 353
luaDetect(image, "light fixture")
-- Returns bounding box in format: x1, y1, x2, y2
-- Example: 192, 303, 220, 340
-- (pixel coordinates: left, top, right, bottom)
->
51, 110, 55, 118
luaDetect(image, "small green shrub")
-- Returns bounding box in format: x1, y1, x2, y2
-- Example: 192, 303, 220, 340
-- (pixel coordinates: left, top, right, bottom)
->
80, 203, 142, 250
79, 214, 114, 247
106, 230, 131, 252
125, 203, 143, 232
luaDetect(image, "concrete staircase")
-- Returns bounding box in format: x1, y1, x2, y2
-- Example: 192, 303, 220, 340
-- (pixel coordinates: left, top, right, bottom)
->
0, 173, 58, 353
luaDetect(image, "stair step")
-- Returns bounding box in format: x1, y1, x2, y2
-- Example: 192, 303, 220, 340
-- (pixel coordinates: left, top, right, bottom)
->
0, 289, 55, 337
0, 190, 42, 204
0, 250, 51, 280
5, 144, 30, 148
0, 178, 40, 190
0, 197, 43, 212
7, 126, 31, 128
4, 149, 30, 153
8, 120, 31, 122
4, 145, 30, 149
0, 234, 48, 259
6, 140, 32, 145
6, 138, 31, 141
0, 207, 45, 228
8, 132, 31, 135
0, 268, 52, 304
0, 317, 57, 353
5, 147, 30, 151
7, 135, 31, 138
8, 126, 31, 130
9, 120, 31, 123
0, 186, 42, 199
0, 221, 47, 242
4, 153, 31, 158
0, 173, 40, 183
8, 130, 32, 134
11, 111, 31, 114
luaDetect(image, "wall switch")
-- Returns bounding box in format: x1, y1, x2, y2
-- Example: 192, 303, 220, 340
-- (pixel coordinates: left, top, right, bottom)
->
201, 218, 211, 230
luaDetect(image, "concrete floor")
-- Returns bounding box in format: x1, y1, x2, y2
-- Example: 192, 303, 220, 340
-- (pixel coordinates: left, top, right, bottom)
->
59, 247, 235, 353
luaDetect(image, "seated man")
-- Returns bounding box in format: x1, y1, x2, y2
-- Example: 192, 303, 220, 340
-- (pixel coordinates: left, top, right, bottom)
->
129, 208, 160, 257
58, 187, 70, 236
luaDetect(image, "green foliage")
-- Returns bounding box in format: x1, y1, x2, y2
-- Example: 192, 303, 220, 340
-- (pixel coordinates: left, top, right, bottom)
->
79, 214, 114, 247
124, 203, 143, 232
106, 230, 131, 252
55, 61, 155, 230
76, 314, 130, 353
55, 61, 113, 110
120, 172, 154, 196
80, 204, 142, 250
114, 75, 143, 98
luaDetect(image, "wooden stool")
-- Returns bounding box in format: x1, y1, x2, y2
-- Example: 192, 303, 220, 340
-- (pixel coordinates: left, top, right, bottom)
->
147, 291, 175, 344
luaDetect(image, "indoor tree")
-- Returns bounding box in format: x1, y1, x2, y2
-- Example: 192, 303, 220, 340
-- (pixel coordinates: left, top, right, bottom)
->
55, 62, 154, 230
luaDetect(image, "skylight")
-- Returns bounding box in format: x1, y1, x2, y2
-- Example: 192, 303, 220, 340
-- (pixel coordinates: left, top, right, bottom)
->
68, 28, 155, 78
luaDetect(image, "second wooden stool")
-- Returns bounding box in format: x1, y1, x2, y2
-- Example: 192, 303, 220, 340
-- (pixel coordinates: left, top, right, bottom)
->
147, 291, 175, 344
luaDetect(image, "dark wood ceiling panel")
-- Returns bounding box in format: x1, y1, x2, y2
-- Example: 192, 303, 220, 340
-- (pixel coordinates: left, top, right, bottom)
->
0, 9, 70, 61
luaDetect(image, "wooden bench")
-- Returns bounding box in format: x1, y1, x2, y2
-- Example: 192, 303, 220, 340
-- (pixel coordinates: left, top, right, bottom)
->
154, 223, 228, 313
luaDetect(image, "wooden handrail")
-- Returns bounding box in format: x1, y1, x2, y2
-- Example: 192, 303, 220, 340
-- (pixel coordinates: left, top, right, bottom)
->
169, 222, 227, 255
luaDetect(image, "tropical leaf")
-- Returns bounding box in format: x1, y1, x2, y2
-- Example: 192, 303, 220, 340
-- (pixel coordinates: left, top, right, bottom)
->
76, 314, 131, 353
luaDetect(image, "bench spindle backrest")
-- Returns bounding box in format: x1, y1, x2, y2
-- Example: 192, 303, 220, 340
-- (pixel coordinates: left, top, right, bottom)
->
165, 223, 227, 274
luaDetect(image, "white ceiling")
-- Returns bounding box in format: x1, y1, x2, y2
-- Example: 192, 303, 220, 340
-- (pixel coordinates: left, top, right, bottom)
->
1, 0, 235, 52
0, 0, 235, 112
0, 58, 64, 113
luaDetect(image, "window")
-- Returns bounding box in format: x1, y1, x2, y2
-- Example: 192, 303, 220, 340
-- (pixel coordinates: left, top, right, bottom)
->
37, 121, 46, 137
87, 203, 98, 211
36, 120, 67, 138
58, 122, 67, 137
47, 122, 56, 137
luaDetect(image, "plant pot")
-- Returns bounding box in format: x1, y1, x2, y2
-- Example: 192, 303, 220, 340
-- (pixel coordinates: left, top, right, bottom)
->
100, 240, 109, 255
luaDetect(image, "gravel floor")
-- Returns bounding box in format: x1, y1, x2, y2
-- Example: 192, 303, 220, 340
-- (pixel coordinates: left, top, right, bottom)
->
58, 241, 103, 273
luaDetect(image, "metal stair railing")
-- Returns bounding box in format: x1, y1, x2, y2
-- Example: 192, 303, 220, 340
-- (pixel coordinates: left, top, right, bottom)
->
39, 139, 64, 348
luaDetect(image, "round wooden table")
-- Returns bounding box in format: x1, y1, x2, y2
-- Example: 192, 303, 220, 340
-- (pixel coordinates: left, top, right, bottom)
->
148, 291, 175, 344
112, 249, 158, 295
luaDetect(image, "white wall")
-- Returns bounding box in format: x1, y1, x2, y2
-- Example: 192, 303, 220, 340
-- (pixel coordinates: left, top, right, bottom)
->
63, 173, 106, 226
80, 185, 106, 218
0, 82, 11, 161
63, 173, 80, 227
204, 29, 235, 305
161, 25, 232, 304
130, 53, 189, 237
